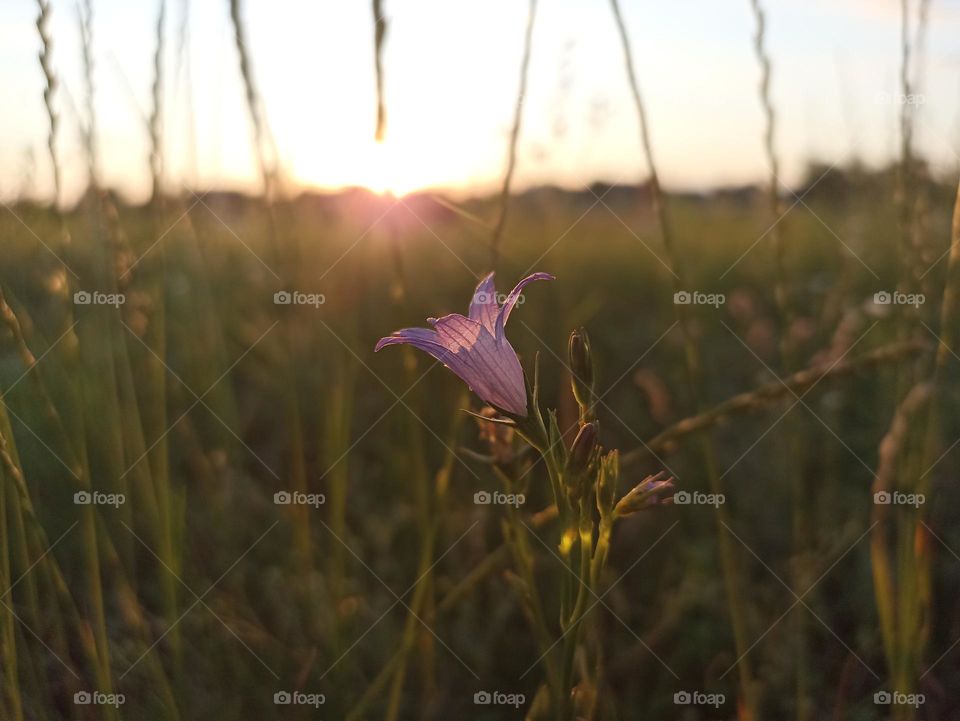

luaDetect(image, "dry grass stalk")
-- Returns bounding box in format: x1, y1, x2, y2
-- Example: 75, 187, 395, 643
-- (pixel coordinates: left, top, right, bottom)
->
149, 0, 166, 201
894, 0, 926, 298
746, 6, 809, 714
490, 0, 538, 270
229, 0, 274, 197
35, 0, 63, 213
372, 0, 387, 142
623, 339, 927, 466
748, 0, 792, 354
78, 0, 97, 187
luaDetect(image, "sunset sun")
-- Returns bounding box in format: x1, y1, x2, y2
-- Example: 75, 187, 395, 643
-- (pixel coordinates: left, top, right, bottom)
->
360, 141, 414, 196
295, 138, 430, 197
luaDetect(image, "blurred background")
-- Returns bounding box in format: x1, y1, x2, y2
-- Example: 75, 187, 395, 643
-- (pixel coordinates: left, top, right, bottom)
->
0, 0, 959, 719
3, 0, 960, 200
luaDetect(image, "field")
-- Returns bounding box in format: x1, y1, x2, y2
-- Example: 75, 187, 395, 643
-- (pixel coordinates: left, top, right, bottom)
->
1, 1, 959, 720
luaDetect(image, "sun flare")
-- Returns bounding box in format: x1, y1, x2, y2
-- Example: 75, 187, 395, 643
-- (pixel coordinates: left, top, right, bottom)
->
361, 141, 414, 196
296, 139, 429, 198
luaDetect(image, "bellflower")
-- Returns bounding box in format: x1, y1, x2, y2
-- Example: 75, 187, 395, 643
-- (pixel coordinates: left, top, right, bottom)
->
375, 272, 554, 417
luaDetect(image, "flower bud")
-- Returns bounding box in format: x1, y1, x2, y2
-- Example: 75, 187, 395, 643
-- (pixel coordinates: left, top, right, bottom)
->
596, 449, 619, 517
613, 471, 674, 518
565, 421, 599, 500
568, 328, 594, 410
567, 421, 598, 476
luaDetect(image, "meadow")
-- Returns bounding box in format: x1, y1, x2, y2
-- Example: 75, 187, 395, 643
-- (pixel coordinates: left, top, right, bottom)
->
1, 1, 959, 720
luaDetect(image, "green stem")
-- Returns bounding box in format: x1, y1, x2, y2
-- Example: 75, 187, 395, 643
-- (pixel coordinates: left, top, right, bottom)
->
557, 497, 593, 719
497, 467, 562, 705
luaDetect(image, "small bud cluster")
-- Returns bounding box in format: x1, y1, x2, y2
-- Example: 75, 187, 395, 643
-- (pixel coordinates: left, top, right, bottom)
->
563, 329, 676, 517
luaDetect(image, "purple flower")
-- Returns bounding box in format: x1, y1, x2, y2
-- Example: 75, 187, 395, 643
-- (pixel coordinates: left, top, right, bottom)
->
375, 272, 554, 417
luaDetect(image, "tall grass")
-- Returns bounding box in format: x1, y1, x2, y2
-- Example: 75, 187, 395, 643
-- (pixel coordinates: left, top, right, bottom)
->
607, 1, 759, 717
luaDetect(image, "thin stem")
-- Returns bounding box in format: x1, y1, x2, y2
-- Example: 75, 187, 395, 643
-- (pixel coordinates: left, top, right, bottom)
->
229, 0, 273, 198
489, 0, 538, 271
36, 0, 64, 217
559, 496, 593, 717
747, 3, 809, 716
497, 466, 563, 706
621, 339, 925, 467
608, 2, 757, 714
228, 0, 312, 581
372, 0, 387, 142
78, 0, 97, 187
148, 0, 166, 201
748, 0, 791, 360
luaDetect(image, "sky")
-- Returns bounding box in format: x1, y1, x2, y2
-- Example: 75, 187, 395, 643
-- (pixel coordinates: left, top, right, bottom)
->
1, 0, 959, 205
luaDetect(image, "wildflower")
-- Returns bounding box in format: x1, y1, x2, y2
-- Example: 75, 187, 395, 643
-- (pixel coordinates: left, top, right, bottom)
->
375, 272, 553, 417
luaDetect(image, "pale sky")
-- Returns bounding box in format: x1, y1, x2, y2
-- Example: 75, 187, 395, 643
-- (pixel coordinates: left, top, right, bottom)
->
1, 0, 959, 205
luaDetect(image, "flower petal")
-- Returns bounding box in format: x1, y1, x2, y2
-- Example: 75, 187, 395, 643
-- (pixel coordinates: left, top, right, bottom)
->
375, 327, 454, 362
468, 272, 499, 333
376, 325, 494, 400
495, 272, 555, 340
431, 314, 527, 416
